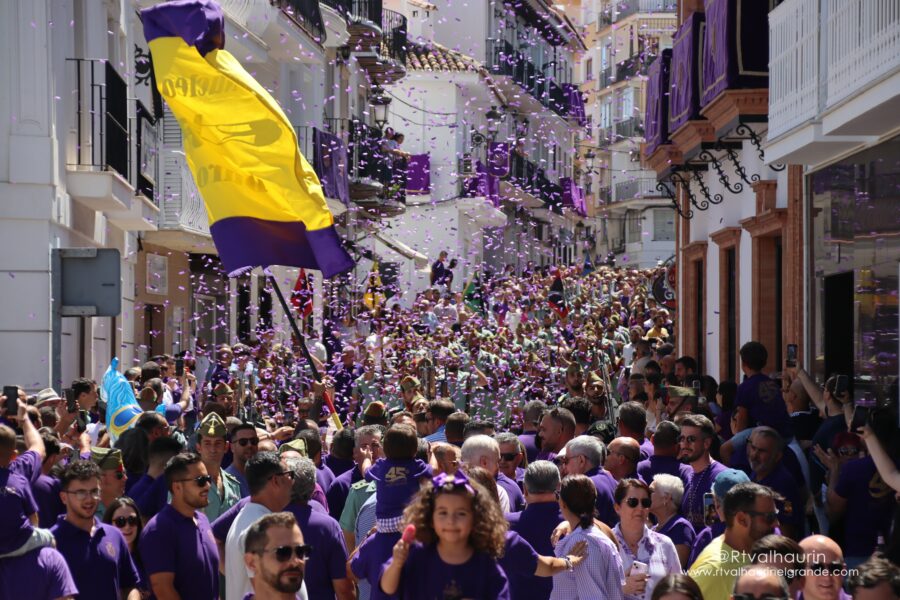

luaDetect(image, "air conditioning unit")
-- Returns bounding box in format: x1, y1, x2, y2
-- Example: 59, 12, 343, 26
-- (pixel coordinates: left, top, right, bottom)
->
458, 154, 476, 176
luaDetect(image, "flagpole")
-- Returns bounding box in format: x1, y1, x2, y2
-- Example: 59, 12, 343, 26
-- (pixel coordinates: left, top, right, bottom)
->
268, 274, 343, 431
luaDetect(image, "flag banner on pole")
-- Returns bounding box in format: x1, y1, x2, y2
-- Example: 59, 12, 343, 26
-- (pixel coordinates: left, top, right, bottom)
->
291, 268, 314, 319
141, 0, 353, 278
102, 358, 143, 444
548, 274, 569, 317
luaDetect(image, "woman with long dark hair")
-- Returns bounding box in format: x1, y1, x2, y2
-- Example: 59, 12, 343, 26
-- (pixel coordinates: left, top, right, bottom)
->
103, 497, 150, 599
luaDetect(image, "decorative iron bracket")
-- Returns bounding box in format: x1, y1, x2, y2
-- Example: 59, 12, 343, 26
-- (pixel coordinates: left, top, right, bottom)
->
734, 123, 786, 172
717, 137, 759, 185
691, 169, 724, 210
657, 178, 693, 220
697, 149, 743, 194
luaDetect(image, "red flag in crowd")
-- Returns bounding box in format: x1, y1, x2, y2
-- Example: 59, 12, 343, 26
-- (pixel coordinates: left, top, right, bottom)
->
548, 274, 568, 318
291, 268, 314, 318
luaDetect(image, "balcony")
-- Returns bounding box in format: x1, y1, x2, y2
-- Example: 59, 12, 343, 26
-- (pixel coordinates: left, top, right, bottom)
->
295, 125, 349, 213
615, 0, 677, 20
503, 152, 565, 211
347, 0, 383, 47
352, 8, 407, 85
277, 0, 326, 42
485, 39, 570, 120
613, 177, 669, 202
767, 0, 900, 165
613, 117, 644, 142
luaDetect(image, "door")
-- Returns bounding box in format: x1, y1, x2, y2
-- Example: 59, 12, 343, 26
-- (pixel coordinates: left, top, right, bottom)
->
823, 272, 854, 383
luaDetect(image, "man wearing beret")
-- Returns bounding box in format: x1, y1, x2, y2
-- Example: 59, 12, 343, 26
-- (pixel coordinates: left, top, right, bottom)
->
90, 447, 127, 519
197, 412, 242, 520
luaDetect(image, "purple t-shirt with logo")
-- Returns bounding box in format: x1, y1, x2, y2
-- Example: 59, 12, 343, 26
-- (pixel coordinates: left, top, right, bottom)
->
0, 546, 78, 599
735, 373, 793, 438
753, 463, 806, 532
381, 542, 510, 600
0, 468, 38, 554
366, 458, 431, 520
834, 456, 896, 557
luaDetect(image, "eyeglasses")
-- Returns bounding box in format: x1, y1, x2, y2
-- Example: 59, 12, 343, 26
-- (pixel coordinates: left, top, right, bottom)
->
63, 488, 101, 501
746, 509, 779, 524
499, 452, 520, 462
732, 594, 789, 600
260, 544, 313, 562
176, 475, 213, 487
235, 437, 260, 447
271, 470, 295, 481
113, 516, 140, 528
624, 497, 652, 509
678, 435, 699, 443
808, 560, 845, 575
553, 456, 570, 466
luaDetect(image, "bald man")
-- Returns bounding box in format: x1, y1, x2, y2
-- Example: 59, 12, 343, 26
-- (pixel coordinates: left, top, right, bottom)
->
732, 565, 790, 600
799, 535, 848, 600
604, 437, 641, 481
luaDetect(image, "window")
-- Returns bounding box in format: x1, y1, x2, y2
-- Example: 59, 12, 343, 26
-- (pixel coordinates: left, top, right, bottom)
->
653, 208, 675, 241
585, 57, 594, 81
626, 210, 642, 242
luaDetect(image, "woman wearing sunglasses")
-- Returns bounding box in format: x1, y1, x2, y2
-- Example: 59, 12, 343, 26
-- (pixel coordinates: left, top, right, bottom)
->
612, 479, 681, 600
103, 497, 150, 599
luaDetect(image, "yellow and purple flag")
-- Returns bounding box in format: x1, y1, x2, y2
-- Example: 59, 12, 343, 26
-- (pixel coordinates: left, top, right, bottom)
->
141, 0, 353, 277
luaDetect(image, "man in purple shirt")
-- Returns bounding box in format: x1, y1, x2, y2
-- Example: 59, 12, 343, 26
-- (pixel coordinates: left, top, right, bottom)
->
732, 341, 793, 439
637, 420, 692, 486
506, 460, 565, 600
561, 437, 618, 525
518, 400, 545, 463
130, 436, 183, 519
0, 546, 79, 599
323, 428, 356, 478
243, 512, 310, 600
679, 414, 727, 532
294, 428, 335, 492
326, 425, 384, 520
31, 431, 66, 528
0, 425, 41, 557
285, 456, 354, 600
138, 452, 220, 599
747, 426, 806, 540
536, 407, 575, 462
616, 401, 654, 460
51, 460, 140, 600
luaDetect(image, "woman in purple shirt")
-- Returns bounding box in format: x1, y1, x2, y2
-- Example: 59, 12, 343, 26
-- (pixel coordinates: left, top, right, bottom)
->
380, 471, 509, 599
648, 474, 695, 568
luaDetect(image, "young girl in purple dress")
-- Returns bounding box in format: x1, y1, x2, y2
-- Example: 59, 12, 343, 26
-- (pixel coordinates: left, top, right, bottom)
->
380, 471, 510, 599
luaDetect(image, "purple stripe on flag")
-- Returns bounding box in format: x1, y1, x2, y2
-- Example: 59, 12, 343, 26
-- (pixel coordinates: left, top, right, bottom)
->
140, 0, 224, 56
313, 129, 350, 206
210, 217, 354, 278
406, 154, 431, 193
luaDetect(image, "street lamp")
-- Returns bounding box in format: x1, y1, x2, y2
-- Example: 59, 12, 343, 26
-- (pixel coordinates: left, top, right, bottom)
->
369, 87, 392, 131
485, 105, 503, 141
582, 148, 602, 176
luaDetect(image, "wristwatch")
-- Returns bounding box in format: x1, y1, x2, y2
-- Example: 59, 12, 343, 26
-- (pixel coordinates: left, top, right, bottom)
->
563, 556, 574, 572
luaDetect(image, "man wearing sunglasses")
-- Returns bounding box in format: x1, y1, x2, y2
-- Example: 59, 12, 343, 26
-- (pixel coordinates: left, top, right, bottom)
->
689, 483, 779, 600
224, 451, 296, 600
52, 460, 141, 600
679, 414, 728, 532
244, 512, 310, 599
798, 535, 850, 600
139, 452, 220, 600
226, 423, 261, 498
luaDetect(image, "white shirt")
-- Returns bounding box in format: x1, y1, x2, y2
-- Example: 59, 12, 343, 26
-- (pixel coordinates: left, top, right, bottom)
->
498, 484, 510, 514
225, 501, 271, 600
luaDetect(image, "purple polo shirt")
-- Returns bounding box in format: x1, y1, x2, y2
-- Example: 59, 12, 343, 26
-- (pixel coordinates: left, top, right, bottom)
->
32, 473, 64, 528
497, 472, 526, 513
326, 465, 363, 521
639, 438, 654, 461
735, 373, 793, 438
351, 530, 401, 600
507, 501, 563, 557
382, 542, 510, 600
139, 504, 219, 599
0, 468, 37, 554
655, 515, 696, 549
753, 463, 805, 532
499, 530, 542, 600
535, 450, 557, 463
130, 474, 169, 519
636, 455, 693, 488
287, 503, 349, 600
324, 454, 355, 478
317, 462, 336, 492
681, 460, 728, 532
518, 431, 539, 463
212, 495, 329, 542
9, 449, 41, 485
0, 546, 78, 599
834, 456, 896, 557
50, 516, 139, 600
585, 466, 619, 526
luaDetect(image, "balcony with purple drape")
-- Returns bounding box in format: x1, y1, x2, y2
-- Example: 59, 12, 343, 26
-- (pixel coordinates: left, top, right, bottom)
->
700, 0, 769, 108
669, 11, 705, 132
562, 83, 587, 127
405, 153, 431, 194
313, 128, 350, 205
644, 48, 672, 157
461, 161, 501, 207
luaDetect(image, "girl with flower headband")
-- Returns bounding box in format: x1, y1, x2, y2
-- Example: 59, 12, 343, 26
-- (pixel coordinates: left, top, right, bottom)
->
379, 470, 510, 599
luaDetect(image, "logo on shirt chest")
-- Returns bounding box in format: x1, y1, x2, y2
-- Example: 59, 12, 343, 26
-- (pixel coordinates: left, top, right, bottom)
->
105, 541, 117, 559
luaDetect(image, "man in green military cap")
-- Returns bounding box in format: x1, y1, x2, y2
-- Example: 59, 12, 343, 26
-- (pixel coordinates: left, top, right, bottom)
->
90, 446, 127, 519
196, 412, 241, 520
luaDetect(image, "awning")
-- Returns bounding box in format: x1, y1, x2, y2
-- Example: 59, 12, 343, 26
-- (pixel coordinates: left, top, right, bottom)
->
372, 231, 429, 270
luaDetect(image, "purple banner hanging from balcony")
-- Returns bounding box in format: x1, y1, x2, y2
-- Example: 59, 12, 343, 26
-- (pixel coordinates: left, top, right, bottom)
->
562, 84, 587, 126
461, 161, 500, 208
406, 153, 431, 194
560, 177, 587, 217
668, 11, 705, 132
487, 142, 511, 177
700, 0, 769, 108
643, 48, 672, 157
313, 128, 350, 206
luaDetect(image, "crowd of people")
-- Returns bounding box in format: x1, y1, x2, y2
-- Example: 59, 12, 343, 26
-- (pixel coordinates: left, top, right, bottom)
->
1, 263, 899, 600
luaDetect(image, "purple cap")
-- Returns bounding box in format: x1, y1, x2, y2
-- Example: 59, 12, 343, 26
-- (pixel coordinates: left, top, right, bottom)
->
164, 403, 183, 424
